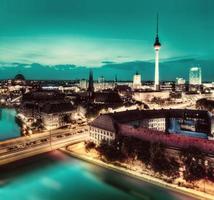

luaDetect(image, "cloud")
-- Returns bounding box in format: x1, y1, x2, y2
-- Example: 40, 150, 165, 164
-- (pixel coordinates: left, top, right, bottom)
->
0, 36, 151, 67
0, 63, 19, 68
101, 61, 115, 64
23, 65, 32, 68
0, 57, 214, 81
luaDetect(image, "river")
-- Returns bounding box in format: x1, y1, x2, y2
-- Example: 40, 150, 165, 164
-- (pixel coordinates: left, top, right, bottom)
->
0, 151, 197, 200
0, 108, 21, 141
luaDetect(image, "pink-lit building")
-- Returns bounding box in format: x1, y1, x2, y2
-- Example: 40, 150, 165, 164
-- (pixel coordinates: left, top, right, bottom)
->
89, 109, 214, 145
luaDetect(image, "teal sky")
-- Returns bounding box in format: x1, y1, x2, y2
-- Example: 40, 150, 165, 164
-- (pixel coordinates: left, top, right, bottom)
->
0, 0, 214, 80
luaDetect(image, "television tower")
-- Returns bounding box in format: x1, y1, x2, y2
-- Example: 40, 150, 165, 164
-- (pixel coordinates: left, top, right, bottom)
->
154, 14, 161, 91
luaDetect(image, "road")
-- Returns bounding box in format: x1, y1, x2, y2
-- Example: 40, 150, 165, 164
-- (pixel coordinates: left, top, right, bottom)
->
0, 126, 89, 165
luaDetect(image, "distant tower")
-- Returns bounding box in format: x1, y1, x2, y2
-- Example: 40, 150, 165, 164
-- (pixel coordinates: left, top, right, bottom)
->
189, 67, 202, 85
98, 76, 105, 90
88, 70, 94, 98
133, 72, 142, 89
115, 75, 118, 83
154, 14, 161, 91
114, 75, 118, 86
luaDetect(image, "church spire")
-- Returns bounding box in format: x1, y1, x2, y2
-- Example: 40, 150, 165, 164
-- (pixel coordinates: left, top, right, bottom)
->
88, 69, 94, 98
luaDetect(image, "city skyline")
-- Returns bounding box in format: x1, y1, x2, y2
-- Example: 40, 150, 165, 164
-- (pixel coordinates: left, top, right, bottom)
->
0, 0, 214, 80
1, 2, 214, 200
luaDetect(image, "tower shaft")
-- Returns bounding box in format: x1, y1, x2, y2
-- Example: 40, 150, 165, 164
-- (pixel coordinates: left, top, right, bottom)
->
155, 49, 160, 90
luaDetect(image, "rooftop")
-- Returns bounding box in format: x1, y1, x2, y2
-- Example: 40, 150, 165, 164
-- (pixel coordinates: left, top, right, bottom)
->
190, 67, 201, 71
93, 92, 122, 104
22, 90, 65, 102
40, 102, 74, 114
90, 109, 211, 132
108, 109, 211, 123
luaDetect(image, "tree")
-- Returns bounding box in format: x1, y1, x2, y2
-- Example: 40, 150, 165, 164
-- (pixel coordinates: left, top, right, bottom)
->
137, 140, 151, 165
150, 142, 167, 173
96, 140, 126, 162
207, 164, 214, 181
85, 141, 96, 152
180, 146, 206, 181
150, 142, 180, 178
121, 137, 138, 163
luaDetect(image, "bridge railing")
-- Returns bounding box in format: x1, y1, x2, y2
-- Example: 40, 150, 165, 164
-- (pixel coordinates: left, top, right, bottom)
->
0, 131, 88, 160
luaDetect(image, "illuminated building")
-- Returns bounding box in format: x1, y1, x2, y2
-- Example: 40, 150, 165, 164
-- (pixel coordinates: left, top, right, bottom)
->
13, 74, 26, 86
189, 67, 202, 85
19, 91, 75, 130
97, 76, 105, 91
176, 78, 186, 85
133, 72, 142, 89
89, 109, 213, 144
79, 79, 87, 90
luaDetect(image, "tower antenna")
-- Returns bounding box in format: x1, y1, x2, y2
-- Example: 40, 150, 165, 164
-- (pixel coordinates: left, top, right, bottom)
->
156, 13, 159, 36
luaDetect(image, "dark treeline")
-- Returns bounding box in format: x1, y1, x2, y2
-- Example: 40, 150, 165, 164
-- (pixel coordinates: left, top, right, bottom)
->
196, 98, 214, 112
86, 137, 214, 182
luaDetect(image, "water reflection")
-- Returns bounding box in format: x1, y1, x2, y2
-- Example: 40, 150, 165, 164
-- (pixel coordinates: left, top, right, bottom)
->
0, 151, 197, 200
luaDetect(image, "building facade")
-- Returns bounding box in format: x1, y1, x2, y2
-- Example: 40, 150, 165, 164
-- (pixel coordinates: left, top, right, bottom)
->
89, 109, 213, 144
133, 72, 142, 89
189, 67, 202, 85
89, 126, 115, 144
176, 78, 186, 85
89, 114, 116, 144
19, 91, 75, 131
139, 118, 166, 131
79, 79, 87, 90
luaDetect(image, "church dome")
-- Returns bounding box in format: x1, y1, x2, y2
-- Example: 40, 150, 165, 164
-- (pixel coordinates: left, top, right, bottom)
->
14, 74, 25, 81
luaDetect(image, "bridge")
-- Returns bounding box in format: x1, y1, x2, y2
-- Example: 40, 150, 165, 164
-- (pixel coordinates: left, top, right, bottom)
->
0, 129, 88, 165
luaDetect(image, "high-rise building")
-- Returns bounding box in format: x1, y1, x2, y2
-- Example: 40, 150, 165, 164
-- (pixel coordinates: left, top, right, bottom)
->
154, 14, 161, 91
189, 67, 202, 85
133, 72, 142, 89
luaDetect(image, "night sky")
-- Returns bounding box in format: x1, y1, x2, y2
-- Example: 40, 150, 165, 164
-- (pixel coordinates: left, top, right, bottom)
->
0, 0, 214, 81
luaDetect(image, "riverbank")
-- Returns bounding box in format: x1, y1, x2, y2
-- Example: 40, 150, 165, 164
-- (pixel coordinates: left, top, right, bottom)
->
61, 142, 214, 200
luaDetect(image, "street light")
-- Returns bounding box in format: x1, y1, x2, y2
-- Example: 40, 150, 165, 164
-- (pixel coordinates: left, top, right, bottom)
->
204, 160, 208, 193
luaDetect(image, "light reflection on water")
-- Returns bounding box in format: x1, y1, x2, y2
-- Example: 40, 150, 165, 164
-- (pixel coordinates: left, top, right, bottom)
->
0, 151, 196, 200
